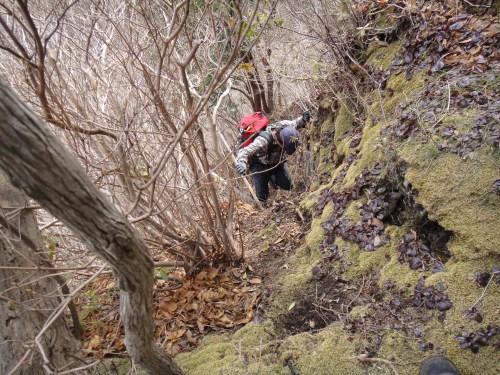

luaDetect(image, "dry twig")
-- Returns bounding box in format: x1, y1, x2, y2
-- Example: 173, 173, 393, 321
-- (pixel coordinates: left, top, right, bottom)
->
464, 273, 495, 317
353, 354, 399, 375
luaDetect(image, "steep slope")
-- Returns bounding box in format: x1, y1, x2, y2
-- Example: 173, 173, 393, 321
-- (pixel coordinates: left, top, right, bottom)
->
177, 2, 499, 374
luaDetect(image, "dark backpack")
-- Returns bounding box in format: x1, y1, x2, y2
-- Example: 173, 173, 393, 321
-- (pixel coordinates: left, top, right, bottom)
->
238, 112, 269, 148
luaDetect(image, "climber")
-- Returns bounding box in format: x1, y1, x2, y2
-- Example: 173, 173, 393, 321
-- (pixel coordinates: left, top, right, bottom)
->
235, 111, 311, 203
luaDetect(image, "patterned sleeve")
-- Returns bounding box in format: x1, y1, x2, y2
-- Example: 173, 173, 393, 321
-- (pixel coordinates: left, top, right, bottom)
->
234, 134, 243, 156
236, 135, 270, 165
270, 116, 305, 130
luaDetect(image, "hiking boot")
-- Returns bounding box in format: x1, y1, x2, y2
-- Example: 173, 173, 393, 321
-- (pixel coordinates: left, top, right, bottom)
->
419, 355, 461, 375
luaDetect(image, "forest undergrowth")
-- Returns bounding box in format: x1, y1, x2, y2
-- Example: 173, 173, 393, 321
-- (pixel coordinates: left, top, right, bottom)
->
77, 188, 305, 359
77, 1, 499, 373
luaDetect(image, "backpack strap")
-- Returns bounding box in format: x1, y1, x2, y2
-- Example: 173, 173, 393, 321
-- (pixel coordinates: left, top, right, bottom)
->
258, 131, 275, 154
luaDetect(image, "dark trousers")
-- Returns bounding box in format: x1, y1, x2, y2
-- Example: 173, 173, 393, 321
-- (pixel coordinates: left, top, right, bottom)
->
251, 162, 292, 202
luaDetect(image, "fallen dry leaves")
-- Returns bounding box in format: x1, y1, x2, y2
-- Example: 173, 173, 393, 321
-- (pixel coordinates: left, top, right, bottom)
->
154, 266, 259, 355
79, 265, 260, 357
358, 0, 498, 75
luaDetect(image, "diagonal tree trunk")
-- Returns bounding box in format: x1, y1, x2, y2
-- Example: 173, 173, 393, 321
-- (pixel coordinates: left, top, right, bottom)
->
0, 79, 184, 374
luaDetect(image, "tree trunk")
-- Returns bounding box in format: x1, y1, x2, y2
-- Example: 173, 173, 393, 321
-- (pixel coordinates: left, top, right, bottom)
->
0, 79, 184, 374
0, 174, 83, 374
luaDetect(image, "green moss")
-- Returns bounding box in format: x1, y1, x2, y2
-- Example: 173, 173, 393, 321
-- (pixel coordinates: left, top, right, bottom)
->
273, 246, 319, 308
425, 258, 500, 333
380, 253, 423, 288
308, 180, 321, 195
279, 324, 364, 375
177, 322, 287, 375
321, 112, 336, 133
357, 243, 391, 275
334, 102, 355, 141
335, 237, 363, 280
320, 98, 334, 111
342, 120, 385, 189
378, 226, 427, 287
349, 305, 370, 320
377, 330, 421, 374
308, 200, 335, 242
269, 201, 339, 314
279, 258, 314, 294
333, 102, 357, 159
179, 265, 498, 375
317, 147, 334, 175
265, 218, 327, 314
439, 114, 476, 132
366, 37, 403, 71
425, 142, 440, 160
408, 257, 500, 375
231, 321, 275, 347
336, 71, 427, 189
417, 113, 478, 150
399, 142, 500, 259
328, 163, 350, 188
300, 192, 320, 213
367, 70, 426, 119
343, 200, 363, 222
300, 177, 335, 213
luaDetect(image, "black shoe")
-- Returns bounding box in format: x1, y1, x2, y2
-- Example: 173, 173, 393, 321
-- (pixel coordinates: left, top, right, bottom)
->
420, 355, 461, 375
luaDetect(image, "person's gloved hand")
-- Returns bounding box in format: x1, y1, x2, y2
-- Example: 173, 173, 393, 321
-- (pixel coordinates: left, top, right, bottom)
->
302, 111, 311, 123
235, 162, 247, 175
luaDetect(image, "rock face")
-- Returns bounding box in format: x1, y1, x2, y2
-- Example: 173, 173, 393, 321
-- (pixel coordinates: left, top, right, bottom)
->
178, 3, 499, 374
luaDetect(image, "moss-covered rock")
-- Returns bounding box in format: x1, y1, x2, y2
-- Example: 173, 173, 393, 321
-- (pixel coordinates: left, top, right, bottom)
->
399, 142, 500, 260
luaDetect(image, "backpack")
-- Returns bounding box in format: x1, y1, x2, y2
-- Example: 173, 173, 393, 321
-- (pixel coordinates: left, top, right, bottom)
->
238, 112, 269, 148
